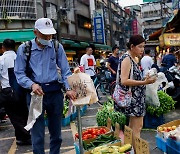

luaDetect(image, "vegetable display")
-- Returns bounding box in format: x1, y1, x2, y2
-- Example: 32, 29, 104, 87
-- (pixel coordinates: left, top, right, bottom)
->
96, 97, 126, 127
146, 91, 176, 117
63, 99, 69, 118
90, 144, 132, 154
83, 134, 117, 150
75, 127, 108, 140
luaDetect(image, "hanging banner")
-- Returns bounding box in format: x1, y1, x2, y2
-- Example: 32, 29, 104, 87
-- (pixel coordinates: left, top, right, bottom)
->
94, 16, 105, 44
162, 33, 180, 46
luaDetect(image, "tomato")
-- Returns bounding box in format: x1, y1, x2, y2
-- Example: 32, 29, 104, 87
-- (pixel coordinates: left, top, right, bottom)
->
82, 136, 88, 140
92, 130, 97, 135
87, 134, 92, 139
82, 130, 88, 136
92, 135, 97, 138
97, 130, 101, 135
87, 128, 93, 134
75, 133, 79, 139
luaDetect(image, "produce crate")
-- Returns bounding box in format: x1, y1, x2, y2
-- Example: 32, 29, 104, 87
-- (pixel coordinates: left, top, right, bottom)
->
166, 142, 180, 154
62, 114, 71, 126
157, 119, 180, 128
143, 113, 164, 129
82, 105, 87, 112
167, 138, 180, 152
155, 135, 167, 152
70, 111, 77, 121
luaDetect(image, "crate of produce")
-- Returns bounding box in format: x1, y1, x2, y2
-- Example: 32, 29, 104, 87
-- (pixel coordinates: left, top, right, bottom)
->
70, 111, 77, 121
167, 138, 180, 152
155, 135, 167, 152
166, 142, 180, 154
62, 114, 71, 126
74, 126, 111, 141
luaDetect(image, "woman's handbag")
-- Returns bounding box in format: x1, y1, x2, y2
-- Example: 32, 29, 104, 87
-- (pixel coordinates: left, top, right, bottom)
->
112, 56, 133, 108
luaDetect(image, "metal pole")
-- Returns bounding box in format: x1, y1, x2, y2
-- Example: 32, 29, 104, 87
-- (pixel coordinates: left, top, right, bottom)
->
77, 106, 83, 154
42, 0, 47, 18
57, 9, 61, 42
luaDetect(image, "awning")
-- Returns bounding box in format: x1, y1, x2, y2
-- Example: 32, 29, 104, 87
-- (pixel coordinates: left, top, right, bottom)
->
94, 43, 111, 50
61, 39, 75, 45
65, 50, 76, 55
0, 29, 35, 43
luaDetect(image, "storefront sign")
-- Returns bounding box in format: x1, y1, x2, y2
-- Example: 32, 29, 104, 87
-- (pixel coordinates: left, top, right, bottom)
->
94, 16, 105, 44
163, 33, 180, 46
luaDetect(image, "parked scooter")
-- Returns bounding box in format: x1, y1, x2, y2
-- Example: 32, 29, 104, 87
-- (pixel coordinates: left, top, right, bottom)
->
161, 65, 180, 105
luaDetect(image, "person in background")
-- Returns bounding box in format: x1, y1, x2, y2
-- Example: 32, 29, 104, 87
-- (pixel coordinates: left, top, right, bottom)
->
14, 18, 76, 153
162, 47, 177, 70
115, 35, 156, 151
141, 49, 154, 78
107, 45, 119, 82
80, 46, 96, 81
0, 39, 31, 145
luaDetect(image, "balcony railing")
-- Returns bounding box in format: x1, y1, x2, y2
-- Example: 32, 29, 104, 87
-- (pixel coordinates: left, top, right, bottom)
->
0, 0, 37, 20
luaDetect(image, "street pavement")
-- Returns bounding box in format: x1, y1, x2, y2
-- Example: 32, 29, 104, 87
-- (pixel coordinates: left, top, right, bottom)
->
0, 91, 179, 154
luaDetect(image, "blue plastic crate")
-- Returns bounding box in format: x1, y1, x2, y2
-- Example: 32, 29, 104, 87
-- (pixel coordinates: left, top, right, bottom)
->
70, 112, 77, 121
44, 118, 48, 126
82, 105, 87, 112
144, 113, 164, 129
62, 115, 71, 126
156, 135, 167, 152
167, 142, 180, 154
74, 142, 80, 154
167, 138, 180, 152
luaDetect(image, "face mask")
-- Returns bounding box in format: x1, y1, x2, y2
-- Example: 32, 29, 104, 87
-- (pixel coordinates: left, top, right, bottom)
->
38, 38, 51, 46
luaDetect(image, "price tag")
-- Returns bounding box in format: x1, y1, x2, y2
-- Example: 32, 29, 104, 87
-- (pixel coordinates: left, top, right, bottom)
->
124, 126, 132, 145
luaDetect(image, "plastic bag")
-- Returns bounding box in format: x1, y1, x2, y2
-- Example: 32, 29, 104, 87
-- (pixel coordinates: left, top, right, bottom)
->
145, 69, 168, 107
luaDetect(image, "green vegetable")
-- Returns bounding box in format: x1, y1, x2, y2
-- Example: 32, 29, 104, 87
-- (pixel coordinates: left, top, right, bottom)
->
146, 91, 176, 117
96, 96, 126, 127
63, 99, 69, 118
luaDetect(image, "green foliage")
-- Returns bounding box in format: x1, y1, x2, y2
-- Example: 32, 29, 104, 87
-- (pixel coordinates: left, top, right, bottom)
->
146, 91, 176, 117
63, 99, 69, 118
96, 96, 126, 127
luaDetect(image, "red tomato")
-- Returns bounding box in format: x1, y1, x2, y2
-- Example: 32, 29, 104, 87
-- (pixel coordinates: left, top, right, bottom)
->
92, 135, 97, 138
87, 134, 92, 139
82, 136, 88, 140
87, 128, 92, 134
75, 133, 79, 139
92, 131, 97, 135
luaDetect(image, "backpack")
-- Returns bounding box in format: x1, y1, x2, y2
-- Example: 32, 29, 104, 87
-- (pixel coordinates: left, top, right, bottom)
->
8, 39, 60, 102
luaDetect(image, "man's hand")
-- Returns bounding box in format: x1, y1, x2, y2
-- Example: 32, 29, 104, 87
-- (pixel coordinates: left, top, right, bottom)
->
66, 90, 76, 101
31, 83, 44, 96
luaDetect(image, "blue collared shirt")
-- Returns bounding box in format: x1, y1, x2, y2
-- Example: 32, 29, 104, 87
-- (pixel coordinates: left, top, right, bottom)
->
14, 39, 71, 89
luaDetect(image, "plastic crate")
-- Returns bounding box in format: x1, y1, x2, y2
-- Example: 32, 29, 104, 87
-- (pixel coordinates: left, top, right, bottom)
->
167, 142, 180, 154
74, 142, 80, 154
143, 113, 164, 129
62, 115, 71, 126
155, 135, 167, 152
44, 118, 48, 126
167, 138, 180, 152
82, 105, 87, 112
70, 111, 77, 121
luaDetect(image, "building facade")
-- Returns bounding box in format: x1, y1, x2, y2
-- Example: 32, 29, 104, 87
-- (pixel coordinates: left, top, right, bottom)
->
141, 0, 173, 39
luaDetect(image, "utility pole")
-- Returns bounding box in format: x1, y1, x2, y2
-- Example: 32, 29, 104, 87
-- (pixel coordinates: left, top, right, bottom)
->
42, 0, 47, 18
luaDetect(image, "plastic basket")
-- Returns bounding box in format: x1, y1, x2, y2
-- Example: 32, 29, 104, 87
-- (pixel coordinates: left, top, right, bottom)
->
62, 114, 71, 126
155, 135, 167, 152
143, 113, 164, 129
74, 142, 80, 154
70, 111, 77, 121
167, 138, 180, 152
167, 142, 180, 154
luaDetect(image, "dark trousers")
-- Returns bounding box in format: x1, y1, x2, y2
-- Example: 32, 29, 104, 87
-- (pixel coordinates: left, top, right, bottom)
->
27, 90, 64, 154
0, 87, 30, 141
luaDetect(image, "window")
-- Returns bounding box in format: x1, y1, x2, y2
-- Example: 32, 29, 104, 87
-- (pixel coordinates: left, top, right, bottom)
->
0, 0, 37, 20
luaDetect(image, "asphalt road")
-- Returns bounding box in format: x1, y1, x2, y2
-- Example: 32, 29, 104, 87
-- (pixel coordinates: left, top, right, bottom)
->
0, 92, 179, 154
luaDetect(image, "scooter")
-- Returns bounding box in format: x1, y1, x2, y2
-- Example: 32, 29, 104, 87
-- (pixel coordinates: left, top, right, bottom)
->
164, 66, 180, 105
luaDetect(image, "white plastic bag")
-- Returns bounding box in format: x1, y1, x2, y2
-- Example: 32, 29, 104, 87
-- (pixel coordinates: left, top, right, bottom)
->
145, 69, 168, 107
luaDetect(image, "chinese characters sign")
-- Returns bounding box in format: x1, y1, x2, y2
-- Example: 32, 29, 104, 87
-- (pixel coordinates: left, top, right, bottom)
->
162, 33, 180, 46
94, 16, 105, 44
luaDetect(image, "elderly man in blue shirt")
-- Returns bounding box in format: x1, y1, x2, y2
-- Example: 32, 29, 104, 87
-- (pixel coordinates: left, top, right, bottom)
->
14, 18, 76, 154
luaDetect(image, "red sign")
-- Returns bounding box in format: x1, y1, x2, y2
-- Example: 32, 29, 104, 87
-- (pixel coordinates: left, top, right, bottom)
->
132, 19, 138, 35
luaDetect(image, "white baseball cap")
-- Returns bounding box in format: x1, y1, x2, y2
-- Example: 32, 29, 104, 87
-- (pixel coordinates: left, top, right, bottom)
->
35, 18, 56, 35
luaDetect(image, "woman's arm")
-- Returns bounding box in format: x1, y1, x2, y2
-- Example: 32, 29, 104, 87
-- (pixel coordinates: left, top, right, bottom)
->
120, 57, 155, 86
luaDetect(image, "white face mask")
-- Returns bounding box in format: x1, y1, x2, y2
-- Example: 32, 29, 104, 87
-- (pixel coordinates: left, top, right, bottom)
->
37, 38, 51, 46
